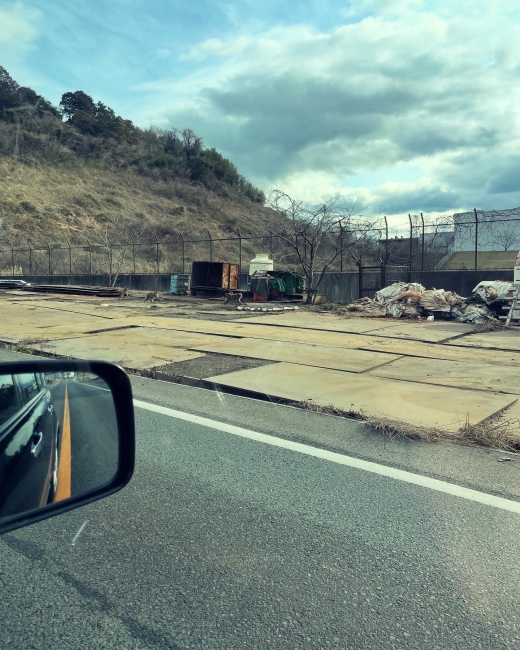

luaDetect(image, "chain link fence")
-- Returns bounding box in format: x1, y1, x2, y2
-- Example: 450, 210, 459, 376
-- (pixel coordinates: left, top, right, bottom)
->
1, 208, 519, 278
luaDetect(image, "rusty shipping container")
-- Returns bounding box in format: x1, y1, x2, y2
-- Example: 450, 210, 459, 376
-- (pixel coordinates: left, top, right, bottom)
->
191, 261, 239, 293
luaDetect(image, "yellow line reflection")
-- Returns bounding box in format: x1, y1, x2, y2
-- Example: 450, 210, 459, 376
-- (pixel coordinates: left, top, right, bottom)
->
54, 382, 71, 502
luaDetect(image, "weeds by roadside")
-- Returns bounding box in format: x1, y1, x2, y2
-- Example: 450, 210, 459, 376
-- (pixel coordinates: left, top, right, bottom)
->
288, 399, 520, 451
459, 412, 520, 452
472, 317, 508, 333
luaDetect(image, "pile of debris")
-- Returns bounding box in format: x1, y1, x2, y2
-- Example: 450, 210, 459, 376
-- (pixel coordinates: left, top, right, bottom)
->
344, 297, 387, 318
345, 281, 514, 324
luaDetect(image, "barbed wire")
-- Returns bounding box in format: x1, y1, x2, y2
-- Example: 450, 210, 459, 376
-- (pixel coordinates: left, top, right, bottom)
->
0, 207, 519, 276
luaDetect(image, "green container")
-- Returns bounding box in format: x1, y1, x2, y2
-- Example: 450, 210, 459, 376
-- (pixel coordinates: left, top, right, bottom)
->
281, 273, 295, 294
170, 274, 190, 294
280, 272, 305, 294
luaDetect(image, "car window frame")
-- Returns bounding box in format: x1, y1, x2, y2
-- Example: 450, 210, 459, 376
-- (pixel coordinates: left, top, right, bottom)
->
0, 359, 135, 535
0, 374, 23, 433
15, 373, 44, 408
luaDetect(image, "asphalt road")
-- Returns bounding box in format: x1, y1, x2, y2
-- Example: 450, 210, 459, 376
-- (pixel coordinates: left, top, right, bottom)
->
48, 377, 119, 496
1, 352, 520, 648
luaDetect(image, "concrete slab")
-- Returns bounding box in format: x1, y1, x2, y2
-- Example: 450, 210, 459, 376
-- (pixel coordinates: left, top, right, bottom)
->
192, 338, 401, 373
137, 316, 403, 344
237, 314, 476, 342
358, 336, 520, 367
0, 302, 125, 343
236, 313, 394, 334
207, 363, 516, 431
447, 331, 520, 352
138, 317, 520, 367
7, 299, 120, 318
364, 321, 476, 343
368, 356, 520, 394
41, 327, 212, 370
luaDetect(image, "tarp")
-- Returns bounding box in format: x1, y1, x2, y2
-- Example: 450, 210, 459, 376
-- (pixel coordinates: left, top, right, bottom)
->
419, 289, 465, 312
451, 303, 492, 324
375, 282, 425, 305
472, 281, 514, 304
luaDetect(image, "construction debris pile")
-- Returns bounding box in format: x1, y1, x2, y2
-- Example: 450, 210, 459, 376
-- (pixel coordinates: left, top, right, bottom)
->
343, 297, 387, 318
346, 280, 515, 324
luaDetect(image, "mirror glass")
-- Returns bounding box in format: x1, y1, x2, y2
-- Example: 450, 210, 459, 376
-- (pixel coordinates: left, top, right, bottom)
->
0, 370, 119, 520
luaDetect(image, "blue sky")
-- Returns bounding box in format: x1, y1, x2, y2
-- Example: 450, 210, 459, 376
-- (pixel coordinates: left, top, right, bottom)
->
2, 0, 520, 228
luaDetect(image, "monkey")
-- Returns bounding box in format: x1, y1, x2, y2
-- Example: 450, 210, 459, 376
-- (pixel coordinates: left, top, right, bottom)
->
143, 290, 163, 303
223, 292, 243, 306
118, 288, 131, 300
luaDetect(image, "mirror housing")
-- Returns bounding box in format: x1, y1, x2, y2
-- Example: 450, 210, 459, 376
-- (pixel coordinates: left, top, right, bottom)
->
0, 359, 135, 534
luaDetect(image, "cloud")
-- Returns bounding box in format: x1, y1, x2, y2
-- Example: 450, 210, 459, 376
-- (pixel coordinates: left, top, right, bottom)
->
7, 0, 520, 219
136, 4, 520, 217
342, 0, 423, 19
222, 3, 240, 26
0, 2, 41, 64
154, 48, 171, 60
486, 157, 520, 194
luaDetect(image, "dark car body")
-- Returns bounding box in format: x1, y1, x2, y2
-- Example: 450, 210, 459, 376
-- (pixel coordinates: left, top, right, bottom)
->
0, 373, 60, 518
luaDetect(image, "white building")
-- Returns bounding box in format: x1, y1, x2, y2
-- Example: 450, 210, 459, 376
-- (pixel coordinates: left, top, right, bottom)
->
452, 208, 520, 252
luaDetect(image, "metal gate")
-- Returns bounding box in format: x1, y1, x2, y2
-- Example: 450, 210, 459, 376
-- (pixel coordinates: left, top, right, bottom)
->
358, 264, 410, 299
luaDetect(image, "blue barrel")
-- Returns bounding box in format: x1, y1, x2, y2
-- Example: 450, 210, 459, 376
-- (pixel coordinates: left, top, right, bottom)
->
170, 274, 190, 294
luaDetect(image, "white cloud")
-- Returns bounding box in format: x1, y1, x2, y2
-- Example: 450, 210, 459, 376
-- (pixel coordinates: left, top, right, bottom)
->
137, 4, 520, 215
342, 0, 423, 19
154, 48, 171, 60
0, 2, 41, 64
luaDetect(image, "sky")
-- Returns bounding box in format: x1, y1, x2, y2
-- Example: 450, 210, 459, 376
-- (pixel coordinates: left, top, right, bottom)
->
1, 0, 520, 232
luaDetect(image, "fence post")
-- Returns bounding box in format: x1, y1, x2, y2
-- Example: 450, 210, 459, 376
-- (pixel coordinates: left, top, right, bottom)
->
131, 237, 136, 275
408, 214, 413, 270
384, 216, 389, 264
67, 239, 72, 274
420, 212, 425, 271
108, 238, 113, 277
28, 244, 32, 274
208, 231, 213, 262
180, 233, 185, 273
87, 239, 92, 275
154, 234, 160, 274
47, 243, 52, 276
236, 228, 242, 272
474, 208, 478, 270
358, 259, 363, 299
11, 246, 15, 276
269, 231, 273, 258
340, 225, 344, 272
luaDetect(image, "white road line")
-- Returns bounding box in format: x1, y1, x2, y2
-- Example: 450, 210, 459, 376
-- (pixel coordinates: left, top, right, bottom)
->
71, 520, 88, 546
133, 399, 520, 515
73, 379, 110, 392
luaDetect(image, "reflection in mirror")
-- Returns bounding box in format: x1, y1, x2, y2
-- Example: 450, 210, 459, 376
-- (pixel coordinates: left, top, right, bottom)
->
0, 370, 119, 521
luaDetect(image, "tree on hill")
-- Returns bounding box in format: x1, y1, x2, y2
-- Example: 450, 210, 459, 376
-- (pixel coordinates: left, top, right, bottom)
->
0, 67, 21, 110
0, 66, 20, 111
60, 91, 97, 135
0, 67, 265, 203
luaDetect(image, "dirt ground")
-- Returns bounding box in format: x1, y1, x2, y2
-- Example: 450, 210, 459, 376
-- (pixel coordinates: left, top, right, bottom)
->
151, 352, 275, 380
2, 288, 520, 448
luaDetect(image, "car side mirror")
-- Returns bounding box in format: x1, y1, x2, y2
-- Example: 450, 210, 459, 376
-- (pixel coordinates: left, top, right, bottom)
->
0, 360, 135, 534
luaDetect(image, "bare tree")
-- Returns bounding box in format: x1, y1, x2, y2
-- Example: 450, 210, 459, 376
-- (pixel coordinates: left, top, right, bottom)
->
90, 212, 145, 286
491, 221, 520, 251
267, 190, 375, 303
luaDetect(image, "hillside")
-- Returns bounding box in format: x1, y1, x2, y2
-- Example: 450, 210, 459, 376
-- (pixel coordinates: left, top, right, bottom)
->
0, 67, 277, 262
